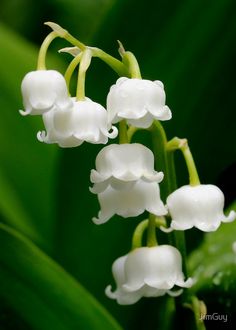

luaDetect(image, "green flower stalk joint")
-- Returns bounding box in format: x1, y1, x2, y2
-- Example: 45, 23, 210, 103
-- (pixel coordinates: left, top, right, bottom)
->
19, 22, 235, 328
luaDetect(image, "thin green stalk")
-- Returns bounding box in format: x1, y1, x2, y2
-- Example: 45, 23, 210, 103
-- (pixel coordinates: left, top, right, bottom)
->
119, 120, 129, 144
150, 121, 188, 276
166, 137, 200, 186
45, 22, 128, 77
37, 31, 58, 70
45, 22, 86, 51
90, 47, 129, 77
127, 126, 139, 142
147, 213, 158, 247
181, 144, 200, 186
122, 51, 142, 78
64, 52, 83, 91
131, 219, 149, 250
76, 49, 92, 101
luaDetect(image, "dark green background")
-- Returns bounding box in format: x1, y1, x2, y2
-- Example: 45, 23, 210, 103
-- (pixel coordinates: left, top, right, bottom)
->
0, 0, 235, 329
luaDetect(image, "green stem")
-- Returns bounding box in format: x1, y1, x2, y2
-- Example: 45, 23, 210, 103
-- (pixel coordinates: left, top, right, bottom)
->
181, 144, 200, 186
127, 125, 139, 142
45, 22, 86, 51
150, 121, 188, 276
122, 51, 142, 78
45, 22, 127, 77
166, 137, 200, 186
64, 52, 83, 91
64, 32, 86, 51
131, 219, 149, 250
90, 47, 129, 77
37, 32, 58, 70
76, 49, 92, 101
147, 213, 158, 247
119, 120, 129, 144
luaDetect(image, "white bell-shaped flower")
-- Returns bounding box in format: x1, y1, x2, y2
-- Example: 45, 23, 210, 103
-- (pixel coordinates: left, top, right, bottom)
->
37, 97, 118, 147
90, 143, 164, 193
20, 70, 71, 116
166, 184, 236, 232
107, 77, 172, 128
92, 179, 167, 224
106, 245, 193, 305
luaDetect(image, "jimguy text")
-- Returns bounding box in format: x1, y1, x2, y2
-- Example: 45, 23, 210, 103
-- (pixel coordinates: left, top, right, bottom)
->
200, 313, 228, 323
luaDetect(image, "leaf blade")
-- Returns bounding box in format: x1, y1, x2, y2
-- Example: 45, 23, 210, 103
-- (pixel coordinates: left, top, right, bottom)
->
0, 223, 122, 330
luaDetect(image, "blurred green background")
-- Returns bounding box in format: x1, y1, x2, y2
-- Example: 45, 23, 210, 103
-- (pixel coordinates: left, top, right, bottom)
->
0, 0, 236, 329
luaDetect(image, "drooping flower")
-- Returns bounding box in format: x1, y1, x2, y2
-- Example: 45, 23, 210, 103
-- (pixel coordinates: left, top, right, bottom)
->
37, 97, 118, 147
90, 143, 164, 193
107, 77, 172, 128
165, 184, 236, 232
92, 179, 167, 224
20, 70, 71, 116
105, 245, 193, 305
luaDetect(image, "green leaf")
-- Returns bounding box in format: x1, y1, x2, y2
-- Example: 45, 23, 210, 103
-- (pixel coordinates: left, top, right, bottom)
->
188, 202, 236, 308
0, 168, 43, 246
0, 223, 122, 330
0, 23, 63, 250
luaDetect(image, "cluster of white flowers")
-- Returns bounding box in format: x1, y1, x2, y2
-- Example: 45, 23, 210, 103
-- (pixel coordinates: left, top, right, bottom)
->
20, 70, 118, 146
90, 143, 167, 224
20, 30, 235, 306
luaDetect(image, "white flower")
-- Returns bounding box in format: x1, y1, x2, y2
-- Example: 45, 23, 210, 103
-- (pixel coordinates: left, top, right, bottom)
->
37, 98, 118, 147
107, 77, 172, 128
20, 70, 71, 116
92, 179, 167, 224
90, 143, 164, 193
165, 184, 236, 232
105, 245, 193, 305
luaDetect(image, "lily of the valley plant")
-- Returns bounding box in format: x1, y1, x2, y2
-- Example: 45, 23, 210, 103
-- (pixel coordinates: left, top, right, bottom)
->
20, 22, 236, 329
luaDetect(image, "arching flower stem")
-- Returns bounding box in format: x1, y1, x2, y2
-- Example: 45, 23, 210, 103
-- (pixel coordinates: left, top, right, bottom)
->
150, 122, 206, 329
64, 52, 83, 92
45, 22, 129, 77
45, 22, 86, 51
131, 219, 148, 250
147, 213, 158, 247
127, 125, 139, 142
89, 47, 129, 77
166, 137, 200, 186
119, 120, 129, 144
37, 31, 58, 70
76, 49, 92, 101
117, 40, 142, 78
131, 216, 167, 250
150, 121, 188, 275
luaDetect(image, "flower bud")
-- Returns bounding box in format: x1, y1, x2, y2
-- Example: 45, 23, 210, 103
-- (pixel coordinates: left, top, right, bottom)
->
92, 179, 167, 224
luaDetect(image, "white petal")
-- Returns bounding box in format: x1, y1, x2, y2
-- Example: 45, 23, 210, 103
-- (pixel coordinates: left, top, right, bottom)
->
91, 143, 163, 186
126, 113, 154, 129
149, 105, 172, 121
92, 180, 167, 224
222, 210, 236, 223
159, 225, 174, 233
175, 277, 194, 288
167, 289, 183, 297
